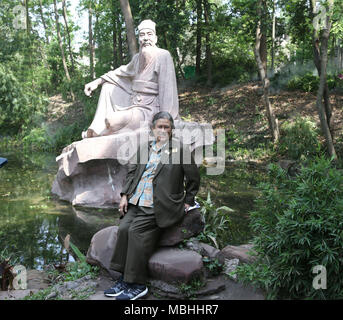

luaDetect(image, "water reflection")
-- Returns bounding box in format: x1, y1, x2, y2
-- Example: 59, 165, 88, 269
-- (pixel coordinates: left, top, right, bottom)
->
0, 152, 117, 270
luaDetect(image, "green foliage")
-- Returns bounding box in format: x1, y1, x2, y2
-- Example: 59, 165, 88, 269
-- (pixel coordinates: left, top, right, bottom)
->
287, 72, 319, 92
178, 278, 206, 299
0, 64, 30, 134
278, 117, 322, 160
22, 127, 54, 151
235, 158, 343, 299
196, 192, 234, 249
287, 72, 343, 93
202, 256, 223, 277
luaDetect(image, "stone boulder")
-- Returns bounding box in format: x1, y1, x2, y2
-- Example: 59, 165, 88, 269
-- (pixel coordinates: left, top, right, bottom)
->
86, 226, 118, 271
52, 121, 214, 209
86, 213, 206, 284
221, 244, 256, 264
149, 248, 203, 284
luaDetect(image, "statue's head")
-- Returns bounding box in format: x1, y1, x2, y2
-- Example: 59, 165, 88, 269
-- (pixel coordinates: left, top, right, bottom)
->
151, 111, 175, 143
138, 20, 158, 49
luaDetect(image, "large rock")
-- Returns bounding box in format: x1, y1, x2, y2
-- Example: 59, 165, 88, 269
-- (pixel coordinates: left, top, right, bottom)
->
86, 220, 205, 284
86, 226, 118, 271
221, 244, 256, 264
148, 248, 203, 283
52, 121, 214, 208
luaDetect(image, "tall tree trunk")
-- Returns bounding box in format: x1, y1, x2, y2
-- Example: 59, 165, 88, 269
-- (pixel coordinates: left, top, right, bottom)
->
271, 0, 276, 76
118, 0, 138, 58
88, 2, 95, 79
117, 15, 124, 65
112, 17, 118, 68
203, 0, 212, 86
195, 0, 202, 77
53, 0, 74, 101
311, 0, 336, 159
62, 0, 75, 73
310, 0, 332, 131
255, 0, 279, 142
38, 0, 50, 44
24, 0, 31, 37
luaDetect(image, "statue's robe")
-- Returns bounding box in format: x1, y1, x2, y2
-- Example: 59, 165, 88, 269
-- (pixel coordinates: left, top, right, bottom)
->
88, 47, 180, 136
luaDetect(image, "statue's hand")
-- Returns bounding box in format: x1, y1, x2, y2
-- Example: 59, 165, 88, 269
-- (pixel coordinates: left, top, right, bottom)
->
84, 79, 99, 97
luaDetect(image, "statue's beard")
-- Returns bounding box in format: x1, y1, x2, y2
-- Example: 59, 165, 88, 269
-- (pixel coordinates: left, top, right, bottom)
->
139, 45, 157, 73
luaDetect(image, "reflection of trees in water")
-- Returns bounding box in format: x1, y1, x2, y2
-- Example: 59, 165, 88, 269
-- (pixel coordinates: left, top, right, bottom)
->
0, 153, 64, 269
1, 152, 118, 269
0, 201, 64, 269
58, 206, 118, 258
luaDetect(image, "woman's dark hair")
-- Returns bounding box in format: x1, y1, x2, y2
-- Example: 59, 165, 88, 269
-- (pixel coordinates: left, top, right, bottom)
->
151, 111, 175, 129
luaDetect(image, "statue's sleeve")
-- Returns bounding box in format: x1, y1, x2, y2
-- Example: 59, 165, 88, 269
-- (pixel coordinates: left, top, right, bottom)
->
100, 54, 139, 93
158, 51, 180, 119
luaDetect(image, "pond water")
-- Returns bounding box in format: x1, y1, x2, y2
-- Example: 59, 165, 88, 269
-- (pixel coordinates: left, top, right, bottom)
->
0, 151, 264, 270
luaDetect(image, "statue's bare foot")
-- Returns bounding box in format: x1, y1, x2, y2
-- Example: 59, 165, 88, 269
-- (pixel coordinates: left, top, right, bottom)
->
81, 129, 97, 139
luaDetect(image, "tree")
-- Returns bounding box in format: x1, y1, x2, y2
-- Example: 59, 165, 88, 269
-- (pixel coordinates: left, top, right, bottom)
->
118, 0, 138, 58
88, 0, 95, 79
195, 0, 203, 77
203, 0, 213, 86
53, 0, 74, 100
254, 0, 279, 142
62, 0, 75, 73
311, 0, 336, 159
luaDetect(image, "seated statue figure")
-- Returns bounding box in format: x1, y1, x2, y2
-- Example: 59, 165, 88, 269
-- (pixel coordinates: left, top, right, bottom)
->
82, 19, 180, 138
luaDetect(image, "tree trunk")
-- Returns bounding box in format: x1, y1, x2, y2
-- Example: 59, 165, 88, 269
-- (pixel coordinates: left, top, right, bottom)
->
118, 0, 138, 58
88, 2, 95, 79
62, 0, 75, 73
312, 0, 336, 159
112, 17, 118, 68
117, 15, 124, 65
271, 0, 276, 76
254, 0, 279, 143
310, 0, 332, 132
25, 0, 31, 37
53, 0, 74, 101
203, 0, 212, 86
195, 0, 202, 77
38, 0, 50, 44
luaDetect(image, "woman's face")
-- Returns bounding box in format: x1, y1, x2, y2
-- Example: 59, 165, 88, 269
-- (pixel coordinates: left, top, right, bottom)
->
152, 118, 172, 143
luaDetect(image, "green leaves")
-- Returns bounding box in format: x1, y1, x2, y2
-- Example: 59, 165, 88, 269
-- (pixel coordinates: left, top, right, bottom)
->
196, 191, 234, 249
236, 157, 343, 299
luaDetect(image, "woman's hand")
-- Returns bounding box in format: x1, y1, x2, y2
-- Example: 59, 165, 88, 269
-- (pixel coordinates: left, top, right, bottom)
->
119, 195, 128, 217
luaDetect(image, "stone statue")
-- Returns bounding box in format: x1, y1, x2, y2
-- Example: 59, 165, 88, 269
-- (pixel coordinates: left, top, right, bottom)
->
82, 19, 180, 138
52, 20, 215, 209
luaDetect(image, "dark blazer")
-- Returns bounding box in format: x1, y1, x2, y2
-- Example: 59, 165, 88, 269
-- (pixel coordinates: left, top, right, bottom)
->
121, 137, 200, 228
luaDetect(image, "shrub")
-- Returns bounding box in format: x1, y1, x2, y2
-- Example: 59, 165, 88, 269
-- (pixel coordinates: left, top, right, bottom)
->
196, 192, 234, 249
278, 117, 322, 160
22, 127, 53, 151
0, 64, 30, 134
235, 157, 343, 299
287, 72, 342, 93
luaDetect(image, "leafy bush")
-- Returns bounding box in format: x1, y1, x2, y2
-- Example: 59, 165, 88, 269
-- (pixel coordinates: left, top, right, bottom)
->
287, 72, 342, 92
235, 158, 343, 299
196, 192, 234, 249
287, 73, 319, 92
22, 127, 54, 151
278, 117, 322, 160
0, 64, 30, 134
